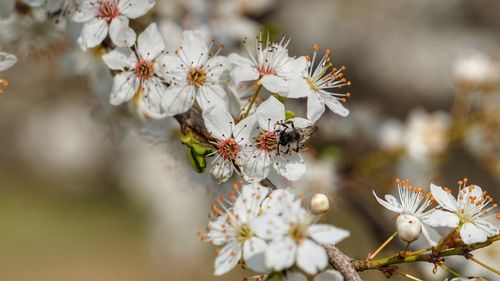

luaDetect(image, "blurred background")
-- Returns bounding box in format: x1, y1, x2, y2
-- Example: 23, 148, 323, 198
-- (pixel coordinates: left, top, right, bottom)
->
0, 0, 499, 280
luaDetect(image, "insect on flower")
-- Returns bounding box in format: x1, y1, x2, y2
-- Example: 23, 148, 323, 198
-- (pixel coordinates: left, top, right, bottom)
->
275, 119, 317, 155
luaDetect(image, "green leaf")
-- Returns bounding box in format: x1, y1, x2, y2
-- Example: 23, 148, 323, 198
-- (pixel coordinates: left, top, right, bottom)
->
192, 143, 214, 156
181, 132, 199, 147
273, 93, 288, 104
187, 148, 207, 173
285, 110, 296, 120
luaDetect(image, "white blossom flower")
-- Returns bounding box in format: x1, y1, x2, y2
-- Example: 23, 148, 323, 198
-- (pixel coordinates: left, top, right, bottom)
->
287, 45, 350, 123
373, 179, 437, 245
229, 35, 307, 94
0, 51, 17, 94
253, 189, 349, 275
102, 23, 168, 118
452, 51, 498, 87
160, 30, 228, 116
427, 179, 499, 245
200, 183, 270, 275
73, 0, 155, 50
242, 96, 310, 182
202, 106, 257, 182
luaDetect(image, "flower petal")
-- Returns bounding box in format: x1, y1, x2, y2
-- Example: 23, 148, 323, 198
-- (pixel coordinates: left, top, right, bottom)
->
141, 77, 167, 118
102, 48, 134, 70
234, 114, 258, 144
0, 52, 17, 71
315, 270, 344, 281
285, 78, 310, 99
72, 1, 96, 22
260, 75, 288, 93
422, 209, 459, 228
196, 84, 228, 111
230, 65, 259, 85
307, 92, 326, 123
460, 222, 488, 245
214, 241, 241, 276
242, 150, 271, 182
320, 90, 349, 117
372, 191, 403, 213
109, 16, 136, 47
179, 30, 208, 66
110, 72, 139, 105
210, 157, 233, 183
308, 224, 350, 245
256, 95, 285, 131
138, 23, 165, 60
118, 0, 155, 19
78, 18, 108, 50
162, 84, 195, 116
274, 153, 306, 181
243, 237, 269, 273
202, 105, 234, 140
297, 239, 328, 275
251, 215, 288, 240
265, 237, 297, 272
430, 183, 458, 212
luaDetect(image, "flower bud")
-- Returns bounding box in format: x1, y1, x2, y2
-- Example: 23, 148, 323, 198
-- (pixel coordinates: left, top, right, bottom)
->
311, 193, 330, 215
396, 214, 421, 243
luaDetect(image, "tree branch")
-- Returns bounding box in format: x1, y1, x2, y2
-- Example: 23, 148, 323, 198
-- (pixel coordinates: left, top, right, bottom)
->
326, 244, 363, 281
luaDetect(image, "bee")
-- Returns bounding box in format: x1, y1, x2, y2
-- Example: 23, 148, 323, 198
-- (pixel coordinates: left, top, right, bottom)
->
275, 120, 317, 155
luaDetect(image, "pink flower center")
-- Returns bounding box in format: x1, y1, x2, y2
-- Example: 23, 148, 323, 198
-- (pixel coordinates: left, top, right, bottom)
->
256, 66, 275, 75
134, 59, 154, 80
218, 139, 240, 160
255, 131, 278, 153
97, 0, 119, 20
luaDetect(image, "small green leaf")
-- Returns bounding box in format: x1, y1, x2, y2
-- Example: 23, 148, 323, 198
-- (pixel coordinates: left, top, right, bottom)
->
273, 93, 288, 104
181, 132, 199, 146
187, 148, 207, 173
192, 143, 214, 156
285, 110, 296, 120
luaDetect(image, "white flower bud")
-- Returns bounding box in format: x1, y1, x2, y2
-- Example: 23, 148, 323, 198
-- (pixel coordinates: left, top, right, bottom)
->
396, 214, 421, 243
311, 193, 330, 215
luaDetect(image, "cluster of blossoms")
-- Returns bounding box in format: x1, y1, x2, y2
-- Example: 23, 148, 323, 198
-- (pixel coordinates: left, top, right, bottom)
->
374, 178, 499, 247
199, 183, 349, 279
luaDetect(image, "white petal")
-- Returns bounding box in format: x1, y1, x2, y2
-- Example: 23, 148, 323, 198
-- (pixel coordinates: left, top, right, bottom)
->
285, 272, 307, 281
72, 1, 96, 22
79, 18, 108, 49
297, 239, 328, 275
138, 23, 166, 60
228, 53, 254, 66
315, 270, 344, 281
287, 117, 313, 129
118, 0, 155, 19
214, 242, 242, 276
202, 105, 234, 140
157, 54, 182, 81
419, 221, 437, 246
266, 237, 297, 272
230, 65, 259, 85
179, 30, 208, 66
278, 56, 308, 81
307, 92, 326, 123
430, 183, 458, 212
196, 84, 228, 111
109, 17, 136, 47
210, 157, 234, 183
372, 190, 403, 213
460, 222, 488, 245
162, 85, 195, 116
250, 215, 288, 240
320, 91, 349, 117
234, 114, 258, 144
473, 218, 499, 237
243, 150, 271, 182
260, 75, 288, 93
274, 153, 306, 181
140, 77, 168, 118
0, 52, 17, 71
243, 237, 268, 273
110, 72, 139, 105
287, 78, 310, 98
256, 95, 285, 130
422, 209, 459, 228
308, 224, 350, 245
102, 48, 134, 70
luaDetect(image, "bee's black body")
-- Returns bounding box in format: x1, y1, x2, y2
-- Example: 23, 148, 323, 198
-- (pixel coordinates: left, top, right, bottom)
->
276, 120, 317, 155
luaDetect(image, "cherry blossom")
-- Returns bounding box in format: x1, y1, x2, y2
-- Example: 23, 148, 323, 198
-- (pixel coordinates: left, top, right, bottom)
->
102, 23, 168, 118
73, 0, 155, 50
0, 51, 17, 94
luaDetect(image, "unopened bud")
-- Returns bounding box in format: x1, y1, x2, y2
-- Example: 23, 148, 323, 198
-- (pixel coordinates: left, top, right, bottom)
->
311, 193, 330, 215
396, 214, 421, 243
